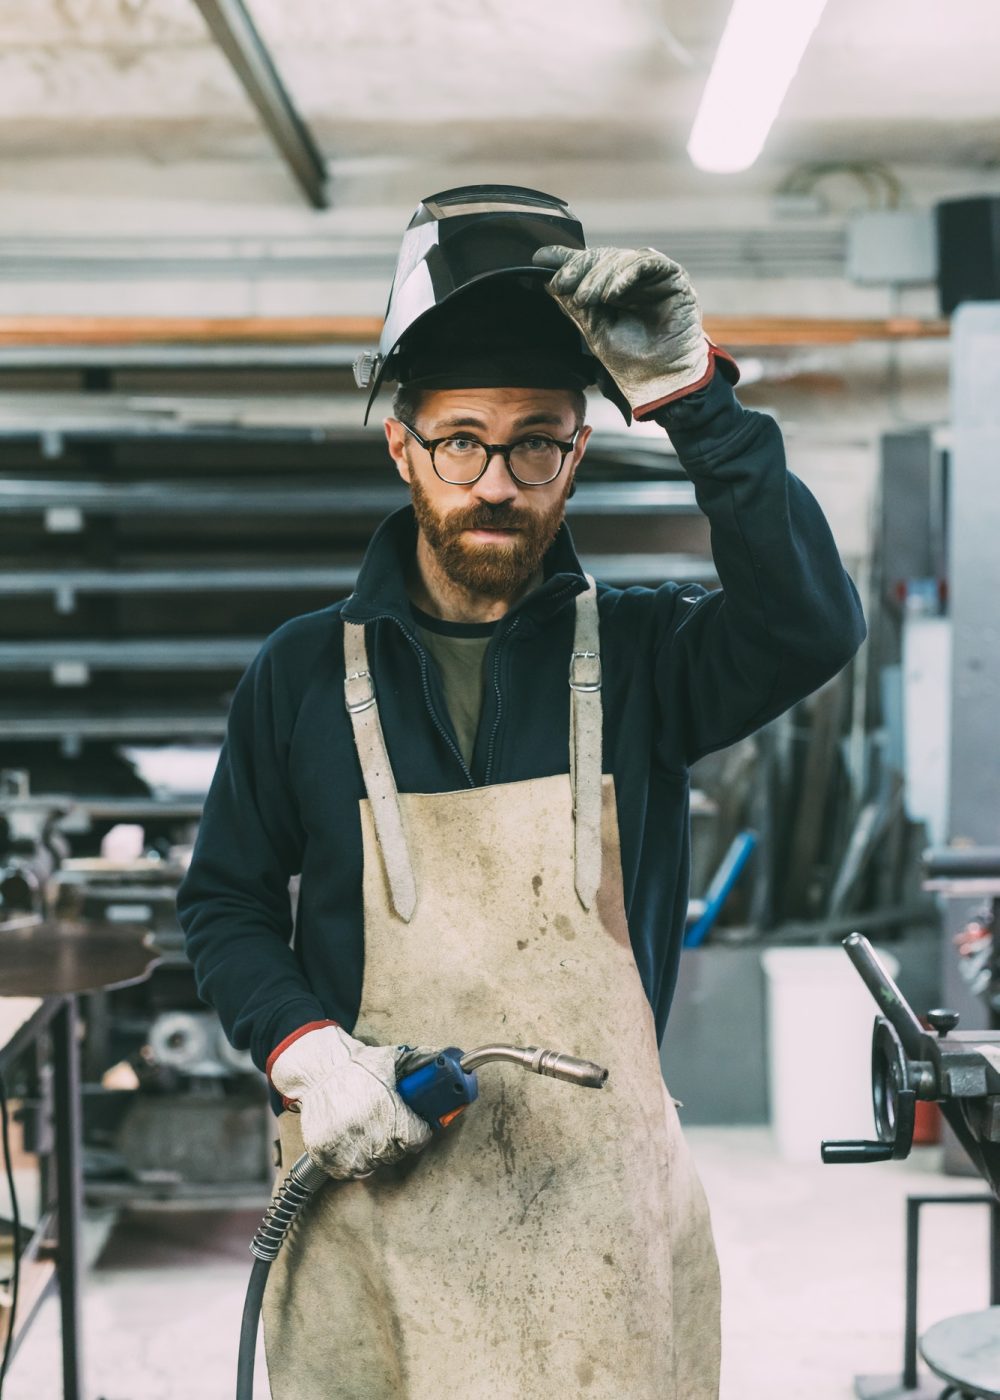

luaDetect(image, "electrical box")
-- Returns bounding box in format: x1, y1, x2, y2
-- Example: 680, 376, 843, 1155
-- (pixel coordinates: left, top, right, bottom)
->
847, 208, 937, 286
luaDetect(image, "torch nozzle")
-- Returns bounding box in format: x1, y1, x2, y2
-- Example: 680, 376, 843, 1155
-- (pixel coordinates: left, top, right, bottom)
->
459, 1044, 609, 1088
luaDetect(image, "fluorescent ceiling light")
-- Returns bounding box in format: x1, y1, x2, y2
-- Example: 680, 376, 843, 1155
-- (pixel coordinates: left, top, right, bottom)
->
687, 0, 830, 174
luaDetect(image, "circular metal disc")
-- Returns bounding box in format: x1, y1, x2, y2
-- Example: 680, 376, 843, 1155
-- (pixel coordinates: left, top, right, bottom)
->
0, 918, 161, 997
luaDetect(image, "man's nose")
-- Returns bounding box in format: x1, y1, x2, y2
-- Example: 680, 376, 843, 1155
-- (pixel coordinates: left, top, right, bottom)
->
472, 450, 519, 505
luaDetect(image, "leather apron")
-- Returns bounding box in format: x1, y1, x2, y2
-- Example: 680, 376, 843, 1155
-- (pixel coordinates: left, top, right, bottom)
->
262, 582, 721, 1399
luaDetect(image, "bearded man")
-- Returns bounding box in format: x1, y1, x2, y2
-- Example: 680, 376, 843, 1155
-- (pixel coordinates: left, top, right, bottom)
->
178, 186, 865, 1400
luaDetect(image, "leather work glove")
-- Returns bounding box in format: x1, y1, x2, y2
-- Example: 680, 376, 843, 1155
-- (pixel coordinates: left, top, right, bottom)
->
267, 1023, 433, 1179
532, 244, 736, 417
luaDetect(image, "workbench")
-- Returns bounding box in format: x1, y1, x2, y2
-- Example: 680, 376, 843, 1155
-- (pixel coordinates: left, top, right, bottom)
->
0, 995, 83, 1399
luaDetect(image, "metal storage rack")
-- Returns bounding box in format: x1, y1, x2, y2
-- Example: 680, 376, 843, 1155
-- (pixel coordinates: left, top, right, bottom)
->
0, 343, 715, 756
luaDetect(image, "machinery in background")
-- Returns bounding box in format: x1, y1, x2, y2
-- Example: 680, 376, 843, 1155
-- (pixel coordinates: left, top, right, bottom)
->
820, 861, 1000, 1400
86, 997, 269, 1201
0, 769, 69, 921
0, 771, 273, 1204
821, 929, 999, 1195
928, 849, 1000, 1032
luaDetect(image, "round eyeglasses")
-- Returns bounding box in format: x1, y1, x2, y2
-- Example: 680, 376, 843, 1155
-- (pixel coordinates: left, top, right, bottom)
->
398, 420, 580, 487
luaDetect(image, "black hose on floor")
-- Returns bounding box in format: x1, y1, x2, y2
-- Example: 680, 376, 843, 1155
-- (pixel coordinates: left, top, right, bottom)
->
236, 1256, 271, 1400
236, 1151, 328, 1399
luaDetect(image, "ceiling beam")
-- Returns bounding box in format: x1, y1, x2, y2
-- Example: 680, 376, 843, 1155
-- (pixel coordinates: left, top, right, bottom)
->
0, 315, 951, 348
191, 0, 331, 209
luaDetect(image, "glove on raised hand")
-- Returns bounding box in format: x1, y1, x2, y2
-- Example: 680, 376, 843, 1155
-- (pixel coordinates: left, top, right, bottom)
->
267, 1023, 433, 1179
532, 244, 735, 417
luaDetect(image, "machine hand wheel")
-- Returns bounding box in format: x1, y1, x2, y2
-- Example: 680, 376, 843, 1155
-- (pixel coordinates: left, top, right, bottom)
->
821, 1016, 916, 1164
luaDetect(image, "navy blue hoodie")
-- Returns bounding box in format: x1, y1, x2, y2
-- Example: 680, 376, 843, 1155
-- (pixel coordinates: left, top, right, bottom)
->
177, 372, 866, 1071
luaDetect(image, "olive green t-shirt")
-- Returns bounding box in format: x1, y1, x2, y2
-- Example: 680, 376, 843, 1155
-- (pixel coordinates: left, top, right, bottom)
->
413, 606, 498, 767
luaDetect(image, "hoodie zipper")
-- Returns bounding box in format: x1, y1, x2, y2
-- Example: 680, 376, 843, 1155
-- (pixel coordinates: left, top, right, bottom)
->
483, 616, 520, 786
359, 612, 474, 787
481, 580, 579, 785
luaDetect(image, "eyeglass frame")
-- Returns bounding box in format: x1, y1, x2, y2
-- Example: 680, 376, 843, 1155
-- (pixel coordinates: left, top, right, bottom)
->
396, 418, 582, 487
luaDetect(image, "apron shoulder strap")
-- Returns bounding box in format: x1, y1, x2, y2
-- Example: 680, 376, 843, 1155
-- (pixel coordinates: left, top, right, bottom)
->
343, 579, 603, 921
343, 621, 417, 923
570, 575, 603, 910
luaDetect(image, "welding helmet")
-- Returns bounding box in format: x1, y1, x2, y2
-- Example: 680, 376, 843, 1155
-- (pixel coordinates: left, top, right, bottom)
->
354, 184, 631, 422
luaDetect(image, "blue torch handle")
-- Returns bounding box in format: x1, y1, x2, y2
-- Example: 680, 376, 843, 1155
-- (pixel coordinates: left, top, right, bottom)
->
396, 1046, 479, 1129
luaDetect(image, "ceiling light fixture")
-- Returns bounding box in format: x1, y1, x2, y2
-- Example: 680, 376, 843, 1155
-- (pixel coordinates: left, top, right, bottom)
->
687, 0, 830, 174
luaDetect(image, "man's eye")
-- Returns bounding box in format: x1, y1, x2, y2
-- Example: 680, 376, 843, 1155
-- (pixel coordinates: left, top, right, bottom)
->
444, 437, 482, 454
519, 436, 554, 453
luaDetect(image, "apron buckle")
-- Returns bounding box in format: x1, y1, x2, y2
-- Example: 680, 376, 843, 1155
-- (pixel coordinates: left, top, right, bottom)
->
569, 650, 602, 693
344, 669, 376, 714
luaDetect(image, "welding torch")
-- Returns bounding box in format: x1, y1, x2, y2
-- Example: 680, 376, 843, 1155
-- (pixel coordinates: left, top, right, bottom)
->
235, 1041, 608, 1400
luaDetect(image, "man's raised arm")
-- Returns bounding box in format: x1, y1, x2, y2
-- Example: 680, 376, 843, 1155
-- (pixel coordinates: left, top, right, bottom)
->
534, 240, 865, 764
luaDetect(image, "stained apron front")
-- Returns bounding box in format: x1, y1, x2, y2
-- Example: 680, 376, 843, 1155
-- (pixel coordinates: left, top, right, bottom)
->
262, 591, 721, 1400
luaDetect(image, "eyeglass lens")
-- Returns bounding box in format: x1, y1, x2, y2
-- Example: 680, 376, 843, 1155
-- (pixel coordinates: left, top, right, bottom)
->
435, 436, 563, 485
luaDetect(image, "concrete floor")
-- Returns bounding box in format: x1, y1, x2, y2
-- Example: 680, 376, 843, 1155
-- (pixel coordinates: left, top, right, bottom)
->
3, 1127, 994, 1400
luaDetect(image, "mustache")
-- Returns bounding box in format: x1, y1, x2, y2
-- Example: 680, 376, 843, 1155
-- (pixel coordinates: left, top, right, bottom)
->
443, 502, 531, 533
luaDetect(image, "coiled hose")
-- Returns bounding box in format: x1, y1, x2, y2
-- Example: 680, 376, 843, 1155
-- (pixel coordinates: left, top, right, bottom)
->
236, 1151, 328, 1400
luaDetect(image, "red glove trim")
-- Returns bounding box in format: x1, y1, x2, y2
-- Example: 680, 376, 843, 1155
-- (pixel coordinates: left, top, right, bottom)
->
633, 343, 741, 421
265, 1019, 339, 1083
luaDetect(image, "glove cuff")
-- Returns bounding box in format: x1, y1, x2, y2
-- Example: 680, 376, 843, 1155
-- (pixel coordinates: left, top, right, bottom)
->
266, 1019, 340, 1085
632, 342, 740, 420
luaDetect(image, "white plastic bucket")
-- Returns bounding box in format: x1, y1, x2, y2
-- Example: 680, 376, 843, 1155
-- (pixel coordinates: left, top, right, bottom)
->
761, 946, 900, 1163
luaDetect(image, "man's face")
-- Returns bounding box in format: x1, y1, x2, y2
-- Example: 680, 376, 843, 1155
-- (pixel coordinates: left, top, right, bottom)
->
384, 388, 591, 601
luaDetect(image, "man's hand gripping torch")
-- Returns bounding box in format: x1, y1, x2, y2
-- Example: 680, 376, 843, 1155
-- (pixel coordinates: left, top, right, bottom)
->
236, 1043, 608, 1399
252, 1042, 608, 1261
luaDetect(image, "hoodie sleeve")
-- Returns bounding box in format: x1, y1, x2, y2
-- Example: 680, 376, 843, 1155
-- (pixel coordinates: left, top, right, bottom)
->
647, 369, 867, 766
176, 637, 328, 1070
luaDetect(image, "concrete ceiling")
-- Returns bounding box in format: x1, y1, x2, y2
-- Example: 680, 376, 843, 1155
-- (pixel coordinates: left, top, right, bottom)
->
0, 0, 998, 179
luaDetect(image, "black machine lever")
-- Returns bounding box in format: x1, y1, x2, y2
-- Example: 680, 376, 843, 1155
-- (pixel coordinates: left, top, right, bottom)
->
820, 933, 1000, 1199
820, 1140, 895, 1164
839, 932, 927, 1055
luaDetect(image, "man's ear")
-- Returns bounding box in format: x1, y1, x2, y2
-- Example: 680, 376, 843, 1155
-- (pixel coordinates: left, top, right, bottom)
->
566, 423, 591, 499
384, 418, 412, 485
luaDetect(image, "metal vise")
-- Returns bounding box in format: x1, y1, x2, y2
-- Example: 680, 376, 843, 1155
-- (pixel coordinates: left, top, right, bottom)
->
821, 932, 1000, 1199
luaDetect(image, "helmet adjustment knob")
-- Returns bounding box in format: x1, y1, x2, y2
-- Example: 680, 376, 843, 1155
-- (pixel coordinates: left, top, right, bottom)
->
353, 351, 382, 390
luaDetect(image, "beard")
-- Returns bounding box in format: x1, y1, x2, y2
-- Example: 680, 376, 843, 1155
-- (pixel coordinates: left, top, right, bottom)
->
409, 472, 570, 601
